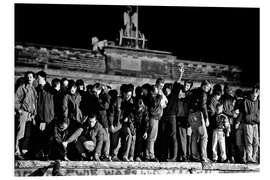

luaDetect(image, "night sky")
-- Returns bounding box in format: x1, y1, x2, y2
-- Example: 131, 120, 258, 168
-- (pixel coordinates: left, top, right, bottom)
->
15, 4, 259, 84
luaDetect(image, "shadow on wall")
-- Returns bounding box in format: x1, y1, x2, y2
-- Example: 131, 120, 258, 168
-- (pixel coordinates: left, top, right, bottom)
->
29, 160, 62, 176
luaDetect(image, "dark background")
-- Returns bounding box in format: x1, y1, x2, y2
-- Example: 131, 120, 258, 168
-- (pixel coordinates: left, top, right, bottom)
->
15, 4, 259, 84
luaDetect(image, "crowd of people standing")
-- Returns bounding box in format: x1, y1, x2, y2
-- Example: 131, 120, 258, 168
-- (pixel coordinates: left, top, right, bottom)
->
14, 67, 260, 164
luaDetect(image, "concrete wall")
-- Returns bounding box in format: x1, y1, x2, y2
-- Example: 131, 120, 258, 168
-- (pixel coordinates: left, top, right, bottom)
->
15, 160, 259, 176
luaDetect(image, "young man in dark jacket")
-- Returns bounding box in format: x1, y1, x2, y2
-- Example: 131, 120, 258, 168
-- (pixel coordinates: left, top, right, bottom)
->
176, 79, 193, 162
47, 118, 70, 160
87, 83, 111, 160
133, 94, 149, 162
76, 79, 88, 117
63, 80, 84, 124
107, 89, 122, 161
234, 89, 246, 163
221, 84, 236, 163
163, 66, 184, 162
60, 78, 69, 96
88, 83, 111, 133
74, 113, 109, 161
117, 85, 134, 161
48, 117, 83, 161
207, 85, 222, 160
33, 71, 55, 160
51, 78, 62, 121
188, 80, 211, 162
15, 71, 37, 159
243, 86, 260, 163
145, 85, 163, 162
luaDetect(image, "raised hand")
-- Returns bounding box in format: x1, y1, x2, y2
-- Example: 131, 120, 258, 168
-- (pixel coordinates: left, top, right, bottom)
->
178, 66, 185, 74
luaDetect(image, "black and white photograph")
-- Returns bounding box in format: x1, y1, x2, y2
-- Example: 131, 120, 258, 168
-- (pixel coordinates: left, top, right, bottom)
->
12, 1, 261, 177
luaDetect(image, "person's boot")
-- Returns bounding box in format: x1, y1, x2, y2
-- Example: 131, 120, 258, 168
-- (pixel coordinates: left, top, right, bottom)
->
15, 145, 23, 160
123, 156, 129, 162
135, 157, 142, 162
102, 156, 111, 161
148, 157, 159, 162
111, 155, 120, 161
94, 153, 101, 161
247, 158, 257, 164
190, 156, 201, 162
166, 157, 177, 162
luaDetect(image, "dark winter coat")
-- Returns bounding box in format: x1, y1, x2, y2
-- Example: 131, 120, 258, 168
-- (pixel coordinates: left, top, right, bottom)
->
36, 83, 54, 124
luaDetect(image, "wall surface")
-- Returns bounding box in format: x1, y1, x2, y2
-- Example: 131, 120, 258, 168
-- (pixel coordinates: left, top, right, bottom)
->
15, 160, 259, 176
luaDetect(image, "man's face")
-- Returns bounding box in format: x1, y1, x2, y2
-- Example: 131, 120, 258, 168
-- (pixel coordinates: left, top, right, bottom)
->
216, 105, 223, 114
178, 89, 185, 99
184, 83, 191, 92
136, 99, 144, 111
88, 117, 97, 128
55, 83, 61, 91
62, 80, 69, 88
202, 84, 211, 93
87, 88, 92, 94
157, 83, 164, 91
70, 86, 77, 94
92, 87, 101, 96
26, 73, 35, 85
251, 89, 260, 101
164, 88, 171, 96
215, 94, 221, 101
225, 87, 233, 96
142, 88, 148, 96
78, 85, 84, 91
37, 75, 45, 85
151, 87, 158, 97
123, 91, 132, 101
59, 122, 68, 131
